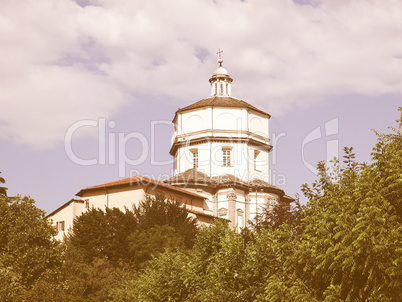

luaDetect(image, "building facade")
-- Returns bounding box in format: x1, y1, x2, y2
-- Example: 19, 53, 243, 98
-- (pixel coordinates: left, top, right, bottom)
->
47, 176, 212, 240
47, 56, 293, 238
166, 57, 293, 230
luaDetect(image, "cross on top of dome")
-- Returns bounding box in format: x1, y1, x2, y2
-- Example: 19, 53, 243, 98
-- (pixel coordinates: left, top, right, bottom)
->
209, 48, 233, 96
217, 48, 223, 67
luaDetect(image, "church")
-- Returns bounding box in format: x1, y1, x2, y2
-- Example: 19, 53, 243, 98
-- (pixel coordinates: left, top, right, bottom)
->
47, 55, 293, 240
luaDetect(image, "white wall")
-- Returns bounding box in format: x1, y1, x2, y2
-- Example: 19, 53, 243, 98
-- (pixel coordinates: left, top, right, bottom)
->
173, 106, 270, 182
49, 201, 85, 241
248, 111, 269, 138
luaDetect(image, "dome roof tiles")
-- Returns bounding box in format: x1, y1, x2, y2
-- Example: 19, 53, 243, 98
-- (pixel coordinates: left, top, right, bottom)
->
175, 96, 270, 118
164, 169, 288, 197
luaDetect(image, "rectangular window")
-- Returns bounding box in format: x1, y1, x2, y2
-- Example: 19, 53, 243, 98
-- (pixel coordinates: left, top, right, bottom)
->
193, 151, 198, 168
220, 83, 223, 95
222, 149, 231, 166
56, 221, 65, 232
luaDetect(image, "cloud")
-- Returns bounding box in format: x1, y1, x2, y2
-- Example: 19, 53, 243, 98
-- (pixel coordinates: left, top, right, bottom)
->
1, 0, 401, 150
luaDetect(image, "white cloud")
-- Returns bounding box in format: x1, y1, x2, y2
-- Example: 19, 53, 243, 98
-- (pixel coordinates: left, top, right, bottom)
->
1, 0, 401, 150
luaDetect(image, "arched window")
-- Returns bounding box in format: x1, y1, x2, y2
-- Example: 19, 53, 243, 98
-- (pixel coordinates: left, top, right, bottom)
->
254, 150, 261, 171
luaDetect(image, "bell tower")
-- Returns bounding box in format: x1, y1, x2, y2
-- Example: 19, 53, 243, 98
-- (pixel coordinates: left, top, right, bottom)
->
209, 56, 233, 97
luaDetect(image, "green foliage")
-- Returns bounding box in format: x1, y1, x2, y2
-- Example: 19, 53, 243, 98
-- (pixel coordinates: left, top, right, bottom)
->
0, 171, 8, 196
0, 261, 25, 301
0, 195, 64, 300
133, 194, 198, 248
111, 249, 195, 302
68, 207, 137, 265
113, 220, 286, 301
111, 221, 233, 301
62, 207, 138, 300
63, 194, 198, 300
250, 196, 304, 232
263, 114, 402, 301
60, 250, 135, 302
3, 111, 401, 301
190, 220, 248, 301
114, 109, 402, 302
129, 225, 186, 268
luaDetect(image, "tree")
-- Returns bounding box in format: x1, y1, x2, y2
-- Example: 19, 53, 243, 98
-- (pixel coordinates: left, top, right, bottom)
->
0, 195, 64, 300
64, 194, 199, 300
0, 171, 7, 196
59, 249, 135, 302
111, 249, 195, 302
250, 195, 304, 232
67, 206, 137, 265
112, 220, 284, 301
120, 110, 402, 302
125, 194, 199, 268
133, 194, 198, 248
110, 220, 232, 302
260, 112, 402, 301
128, 224, 186, 268
61, 207, 138, 301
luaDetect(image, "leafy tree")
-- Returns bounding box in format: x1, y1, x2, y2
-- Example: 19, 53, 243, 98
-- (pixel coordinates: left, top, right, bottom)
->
62, 207, 138, 301
117, 109, 402, 302
250, 195, 304, 232
0, 171, 7, 196
123, 194, 199, 269
128, 224, 186, 268
0, 195, 64, 300
260, 112, 402, 301
60, 249, 135, 302
110, 220, 232, 302
64, 194, 198, 300
67, 206, 137, 265
112, 220, 284, 302
111, 249, 195, 302
133, 194, 198, 248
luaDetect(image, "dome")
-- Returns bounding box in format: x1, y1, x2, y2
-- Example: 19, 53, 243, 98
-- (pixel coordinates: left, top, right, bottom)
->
174, 96, 270, 118
208, 56, 233, 96
213, 66, 228, 76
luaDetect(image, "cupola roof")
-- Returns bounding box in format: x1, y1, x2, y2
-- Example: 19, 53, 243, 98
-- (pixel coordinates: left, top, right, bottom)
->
173, 96, 270, 122
209, 57, 232, 83
213, 66, 229, 76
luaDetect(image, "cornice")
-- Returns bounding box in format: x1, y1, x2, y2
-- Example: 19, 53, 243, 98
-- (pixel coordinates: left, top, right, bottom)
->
169, 135, 272, 155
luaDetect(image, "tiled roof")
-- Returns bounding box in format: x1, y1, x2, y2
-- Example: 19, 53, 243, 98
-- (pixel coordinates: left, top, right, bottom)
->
76, 175, 205, 199
165, 169, 285, 194
187, 208, 217, 219
174, 96, 270, 118
45, 199, 84, 218
164, 168, 212, 185
282, 195, 296, 203
248, 178, 283, 192
211, 174, 247, 186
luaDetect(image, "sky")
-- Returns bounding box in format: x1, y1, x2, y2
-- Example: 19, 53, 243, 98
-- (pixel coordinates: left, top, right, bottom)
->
0, 0, 401, 214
